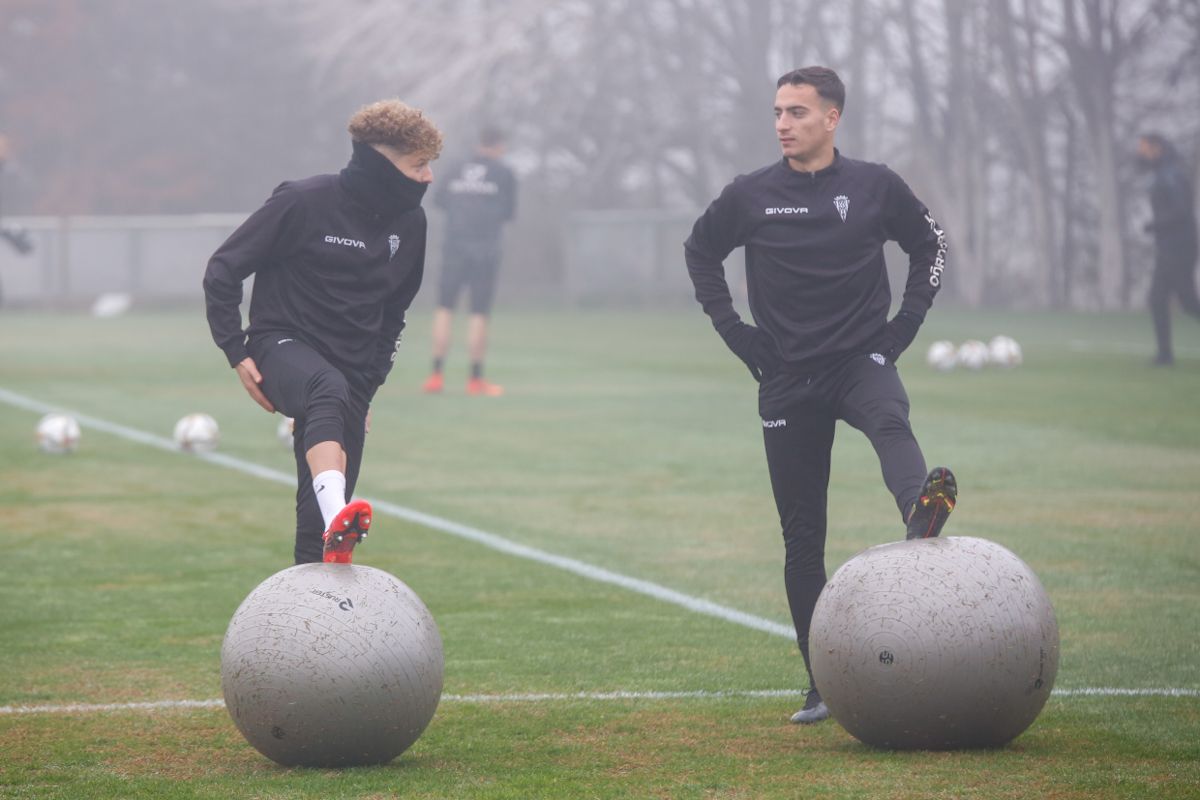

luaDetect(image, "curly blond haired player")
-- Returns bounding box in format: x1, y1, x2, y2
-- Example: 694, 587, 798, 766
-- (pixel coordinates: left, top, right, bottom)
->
204, 100, 442, 564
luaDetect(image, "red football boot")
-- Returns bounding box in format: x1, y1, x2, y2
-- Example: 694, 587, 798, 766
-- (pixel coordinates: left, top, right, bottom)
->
466, 377, 504, 396
322, 499, 372, 564
422, 373, 444, 394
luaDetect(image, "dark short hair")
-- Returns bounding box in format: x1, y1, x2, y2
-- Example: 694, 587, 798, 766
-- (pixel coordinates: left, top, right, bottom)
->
777, 66, 845, 113
480, 126, 506, 147
1140, 132, 1178, 160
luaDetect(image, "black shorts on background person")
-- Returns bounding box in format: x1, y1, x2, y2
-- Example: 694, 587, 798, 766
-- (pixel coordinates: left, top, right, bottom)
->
422, 126, 517, 397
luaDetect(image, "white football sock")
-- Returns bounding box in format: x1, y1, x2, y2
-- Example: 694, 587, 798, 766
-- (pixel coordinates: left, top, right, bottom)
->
313, 470, 347, 531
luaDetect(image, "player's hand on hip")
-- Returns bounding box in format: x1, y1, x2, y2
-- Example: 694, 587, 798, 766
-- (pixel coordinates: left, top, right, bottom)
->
721, 321, 782, 382
235, 357, 275, 413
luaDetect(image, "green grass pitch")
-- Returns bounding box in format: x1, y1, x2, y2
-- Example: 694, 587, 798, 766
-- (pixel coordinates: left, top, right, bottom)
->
1, 307, 1198, 799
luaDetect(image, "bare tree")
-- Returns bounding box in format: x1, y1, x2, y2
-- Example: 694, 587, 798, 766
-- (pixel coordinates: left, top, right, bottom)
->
5, 0, 1198, 307
1059, 0, 1170, 308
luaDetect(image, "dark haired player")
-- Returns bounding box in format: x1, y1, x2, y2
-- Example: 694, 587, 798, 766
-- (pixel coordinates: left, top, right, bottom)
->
1136, 132, 1199, 366
684, 66, 957, 725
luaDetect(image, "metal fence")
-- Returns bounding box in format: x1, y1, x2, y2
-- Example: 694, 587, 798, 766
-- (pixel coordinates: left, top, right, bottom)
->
0, 214, 245, 308
0, 210, 742, 310
562, 209, 745, 307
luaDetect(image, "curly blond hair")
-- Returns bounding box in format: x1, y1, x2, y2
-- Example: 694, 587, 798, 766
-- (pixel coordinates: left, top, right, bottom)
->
347, 100, 443, 161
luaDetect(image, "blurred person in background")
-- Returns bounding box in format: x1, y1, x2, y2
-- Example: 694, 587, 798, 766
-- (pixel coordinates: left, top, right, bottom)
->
0, 134, 33, 256
1137, 132, 1199, 366
0, 133, 33, 310
422, 126, 517, 396
203, 100, 441, 564
684, 66, 956, 726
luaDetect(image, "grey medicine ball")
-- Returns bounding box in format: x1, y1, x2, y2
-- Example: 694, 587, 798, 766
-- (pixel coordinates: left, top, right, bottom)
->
810, 536, 1058, 750
221, 563, 443, 767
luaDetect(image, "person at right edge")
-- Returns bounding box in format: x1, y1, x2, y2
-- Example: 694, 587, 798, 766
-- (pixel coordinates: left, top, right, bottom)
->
683, 66, 957, 726
1137, 132, 1199, 366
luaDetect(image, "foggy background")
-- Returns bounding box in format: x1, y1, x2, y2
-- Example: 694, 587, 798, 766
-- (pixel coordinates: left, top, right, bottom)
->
0, 0, 1197, 310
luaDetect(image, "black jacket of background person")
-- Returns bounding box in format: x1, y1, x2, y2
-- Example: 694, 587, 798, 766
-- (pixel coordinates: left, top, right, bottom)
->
1147, 152, 1199, 265
685, 151, 946, 410
433, 155, 517, 251
203, 142, 427, 399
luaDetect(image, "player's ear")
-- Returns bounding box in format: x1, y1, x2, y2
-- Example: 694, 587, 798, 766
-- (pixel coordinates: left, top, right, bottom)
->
825, 107, 840, 132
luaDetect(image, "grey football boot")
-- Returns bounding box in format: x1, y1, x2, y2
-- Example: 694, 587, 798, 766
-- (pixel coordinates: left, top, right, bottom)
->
789, 689, 830, 724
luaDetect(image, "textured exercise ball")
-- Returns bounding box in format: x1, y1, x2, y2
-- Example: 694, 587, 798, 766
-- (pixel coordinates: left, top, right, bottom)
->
810, 536, 1058, 750
221, 563, 443, 767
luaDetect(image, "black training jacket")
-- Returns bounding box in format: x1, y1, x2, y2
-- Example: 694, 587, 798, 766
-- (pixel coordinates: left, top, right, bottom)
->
203, 150, 426, 398
685, 151, 946, 373
1147, 154, 1198, 263
433, 155, 517, 251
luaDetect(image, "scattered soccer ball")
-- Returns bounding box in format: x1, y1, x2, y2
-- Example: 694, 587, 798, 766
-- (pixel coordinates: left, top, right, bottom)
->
957, 339, 989, 370
91, 292, 132, 318
988, 335, 1023, 368
277, 416, 295, 448
36, 413, 81, 454
926, 340, 958, 371
174, 412, 220, 452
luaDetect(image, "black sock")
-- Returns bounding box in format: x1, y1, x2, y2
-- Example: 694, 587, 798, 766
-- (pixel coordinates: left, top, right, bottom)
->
432, 358, 444, 374
470, 362, 483, 380
785, 573, 826, 690
798, 641, 819, 698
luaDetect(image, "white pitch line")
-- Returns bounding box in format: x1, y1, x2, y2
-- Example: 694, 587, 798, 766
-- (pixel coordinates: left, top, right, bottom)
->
0, 699, 227, 715
2, 688, 1197, 716
9, 387, 1196, 714
0, 386, 793, 640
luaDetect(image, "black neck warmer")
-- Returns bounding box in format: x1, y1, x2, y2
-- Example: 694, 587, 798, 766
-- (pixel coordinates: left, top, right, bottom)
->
339, 140, 428, 217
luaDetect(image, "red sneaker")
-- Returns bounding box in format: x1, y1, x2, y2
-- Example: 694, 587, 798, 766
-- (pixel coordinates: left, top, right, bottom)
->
322, 499, 372, 564
422, 373, 444, 394
466, 377, 504, 396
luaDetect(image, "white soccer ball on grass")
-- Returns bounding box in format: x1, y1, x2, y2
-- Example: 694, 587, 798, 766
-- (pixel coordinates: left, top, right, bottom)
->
988, 335, 1023, 368
926, 340, 958, 371
277, 416, 295, 448
36, 413, 81, 454
956, 340, 989, 370
91, 292, 133, 318
174, 413, 220, 452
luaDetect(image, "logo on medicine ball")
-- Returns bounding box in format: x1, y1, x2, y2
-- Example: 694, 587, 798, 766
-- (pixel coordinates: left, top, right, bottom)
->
310, 588, 354, 612
388, 234, 400, 260
878, 650, 894, 665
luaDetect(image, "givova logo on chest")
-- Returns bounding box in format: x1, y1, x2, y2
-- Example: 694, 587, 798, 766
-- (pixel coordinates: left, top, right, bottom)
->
324, 235, 367, 249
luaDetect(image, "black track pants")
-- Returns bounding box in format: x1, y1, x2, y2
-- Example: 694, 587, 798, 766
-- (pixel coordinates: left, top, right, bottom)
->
760, 353, 927, 684
1149, 250, 1200, 360
252, 337, 369, 565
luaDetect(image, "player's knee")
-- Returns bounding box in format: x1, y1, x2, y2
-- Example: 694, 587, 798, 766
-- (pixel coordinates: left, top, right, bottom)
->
878, 409, 914, 441
306, 366, 350, 411
299, 368, 351, 448
861, 401, 913, 444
